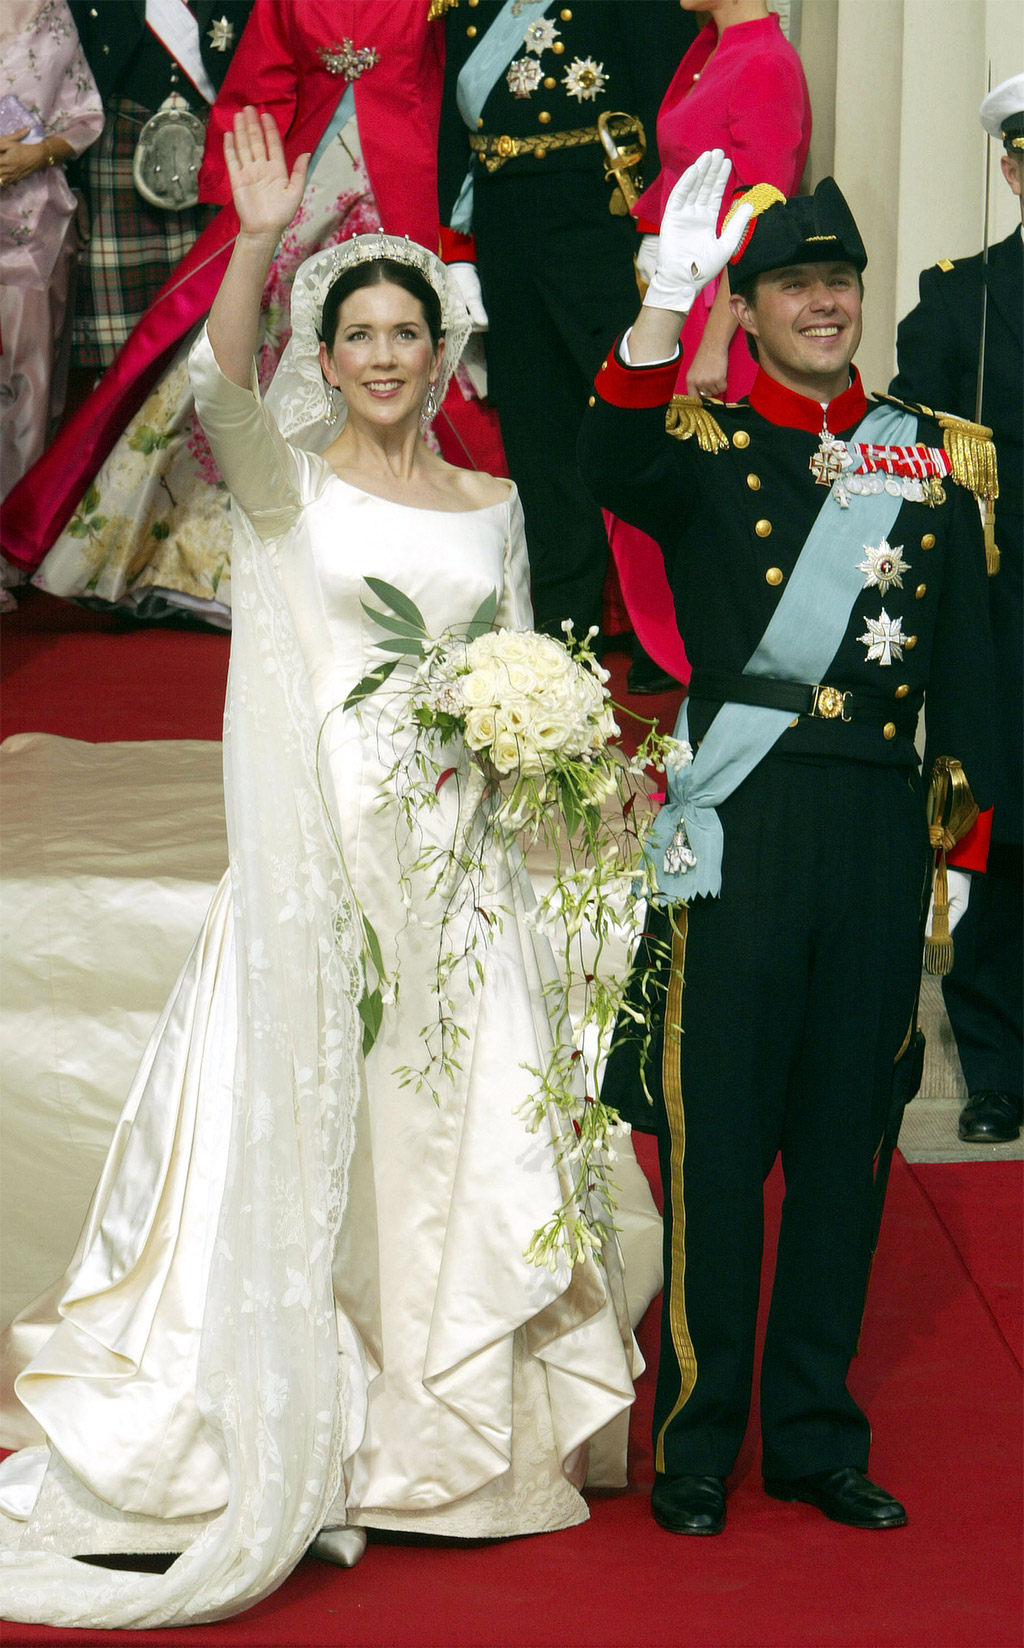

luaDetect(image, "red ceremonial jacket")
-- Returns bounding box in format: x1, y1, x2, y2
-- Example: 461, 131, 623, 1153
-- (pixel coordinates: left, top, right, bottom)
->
2, 1, 446, 571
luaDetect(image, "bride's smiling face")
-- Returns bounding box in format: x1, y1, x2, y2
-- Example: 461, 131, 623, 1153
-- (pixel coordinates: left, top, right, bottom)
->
319, 281, 444, 429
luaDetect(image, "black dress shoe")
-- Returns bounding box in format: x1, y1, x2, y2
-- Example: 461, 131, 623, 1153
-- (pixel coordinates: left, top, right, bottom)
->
764, 1467, 907, 1529
958, 1089, 1023, 1143
651, 1473, 726, 1535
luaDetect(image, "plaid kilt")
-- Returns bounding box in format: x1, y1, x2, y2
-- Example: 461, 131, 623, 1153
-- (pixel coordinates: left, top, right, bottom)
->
72, 98, 215, 371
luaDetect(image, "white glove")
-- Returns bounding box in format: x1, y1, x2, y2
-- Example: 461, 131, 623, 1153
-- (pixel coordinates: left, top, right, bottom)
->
635, 232, 659, 287
925, 867, 971, 938
643, 148, 753, 316
449, 261, 488, 331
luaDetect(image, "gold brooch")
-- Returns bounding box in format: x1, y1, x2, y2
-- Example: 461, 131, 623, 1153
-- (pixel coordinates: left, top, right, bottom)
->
320, 40, 381, 79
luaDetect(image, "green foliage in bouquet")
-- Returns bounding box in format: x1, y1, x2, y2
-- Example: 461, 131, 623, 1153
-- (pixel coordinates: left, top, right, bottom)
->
326, 579, 684, 1270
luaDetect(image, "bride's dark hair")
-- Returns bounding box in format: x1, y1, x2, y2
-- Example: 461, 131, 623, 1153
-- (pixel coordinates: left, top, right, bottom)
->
319, 258, 443, 351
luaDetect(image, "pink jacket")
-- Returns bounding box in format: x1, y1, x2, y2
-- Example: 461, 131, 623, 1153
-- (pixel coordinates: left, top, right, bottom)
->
634, 13, 810, 400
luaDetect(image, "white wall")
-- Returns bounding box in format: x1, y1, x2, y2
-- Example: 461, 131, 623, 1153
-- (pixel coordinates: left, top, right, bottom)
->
797, 0, 1023, 392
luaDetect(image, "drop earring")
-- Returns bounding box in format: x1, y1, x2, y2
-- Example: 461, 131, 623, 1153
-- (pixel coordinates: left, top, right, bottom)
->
324, 383, 338, 426
421, 382, 438, 424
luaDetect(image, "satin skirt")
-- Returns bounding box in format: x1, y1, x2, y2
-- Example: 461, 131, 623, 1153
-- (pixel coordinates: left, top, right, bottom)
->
0, 736, 661, 1556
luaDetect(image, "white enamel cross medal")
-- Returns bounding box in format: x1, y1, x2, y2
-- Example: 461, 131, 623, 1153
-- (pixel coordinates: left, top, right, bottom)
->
858, 609, 907, 667
810, 431, 852, 501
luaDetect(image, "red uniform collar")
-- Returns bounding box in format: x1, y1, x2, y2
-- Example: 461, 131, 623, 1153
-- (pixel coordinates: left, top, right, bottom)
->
748, 367, 869, 435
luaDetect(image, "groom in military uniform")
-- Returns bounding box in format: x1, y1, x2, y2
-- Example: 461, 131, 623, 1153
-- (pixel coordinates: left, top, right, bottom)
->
580, 152, 995, 1536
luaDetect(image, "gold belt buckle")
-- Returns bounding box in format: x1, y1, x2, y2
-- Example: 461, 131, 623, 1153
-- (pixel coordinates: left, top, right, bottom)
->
496, 134, 515, 158
810, 684, 852, 721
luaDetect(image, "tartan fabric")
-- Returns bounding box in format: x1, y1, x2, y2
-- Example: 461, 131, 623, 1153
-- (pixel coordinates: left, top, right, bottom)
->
72, 98, 214, 371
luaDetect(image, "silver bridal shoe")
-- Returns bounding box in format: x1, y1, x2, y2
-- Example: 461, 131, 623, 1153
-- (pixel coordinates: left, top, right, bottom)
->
310, 1526, 368, 1568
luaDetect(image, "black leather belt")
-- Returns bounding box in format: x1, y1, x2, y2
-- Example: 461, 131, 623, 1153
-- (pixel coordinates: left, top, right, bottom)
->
687, 670, 919, 739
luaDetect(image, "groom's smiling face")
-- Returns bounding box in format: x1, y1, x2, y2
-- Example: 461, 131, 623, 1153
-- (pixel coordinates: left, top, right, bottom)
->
730, 260, 864, 397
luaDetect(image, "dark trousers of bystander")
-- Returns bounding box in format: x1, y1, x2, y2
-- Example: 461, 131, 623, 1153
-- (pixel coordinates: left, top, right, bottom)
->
472, 167, 641, 640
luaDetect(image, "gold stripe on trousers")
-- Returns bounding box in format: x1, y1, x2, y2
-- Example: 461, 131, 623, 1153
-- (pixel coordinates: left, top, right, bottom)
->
655, 907, 697, 1474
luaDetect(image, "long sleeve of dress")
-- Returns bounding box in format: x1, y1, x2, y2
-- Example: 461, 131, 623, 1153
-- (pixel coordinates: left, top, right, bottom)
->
188, 324, 321, 541
493, 488, 534, 633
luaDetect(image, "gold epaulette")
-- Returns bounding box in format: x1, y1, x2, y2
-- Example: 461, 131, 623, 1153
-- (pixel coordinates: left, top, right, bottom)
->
665, 395, 728, 453
428, 0, 458, 18
934, 410, 998, 503
936, 257, 955, 272
935, 411, 1000, 575
873, 394, 1001, 575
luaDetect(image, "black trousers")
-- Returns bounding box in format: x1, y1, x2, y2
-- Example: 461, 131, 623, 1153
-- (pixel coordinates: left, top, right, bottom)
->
473, 167, 641, 639
942, 841, 1023, 1099
646, 755, 931, 1482
942, 509, 1022, 1101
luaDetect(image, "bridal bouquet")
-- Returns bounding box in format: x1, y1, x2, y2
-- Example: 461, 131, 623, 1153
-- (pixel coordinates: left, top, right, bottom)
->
336, 579, 682, 1269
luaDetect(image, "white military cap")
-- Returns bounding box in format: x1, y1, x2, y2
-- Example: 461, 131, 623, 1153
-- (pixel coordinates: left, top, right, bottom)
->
979, 72, 1024, 145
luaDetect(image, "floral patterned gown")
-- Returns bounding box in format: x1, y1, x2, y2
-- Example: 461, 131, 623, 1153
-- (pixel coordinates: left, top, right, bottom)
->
31, 112, 380, 625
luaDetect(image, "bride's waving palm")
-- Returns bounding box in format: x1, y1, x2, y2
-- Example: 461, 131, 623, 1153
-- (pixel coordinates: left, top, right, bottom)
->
225, 106, 309, 240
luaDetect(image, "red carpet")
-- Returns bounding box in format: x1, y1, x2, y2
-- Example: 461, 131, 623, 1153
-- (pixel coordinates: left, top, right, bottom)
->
908, 1162, 1023, 1368
0, 590, 680, 749
2, 592, 1021, 1647
1, 590, 230, 744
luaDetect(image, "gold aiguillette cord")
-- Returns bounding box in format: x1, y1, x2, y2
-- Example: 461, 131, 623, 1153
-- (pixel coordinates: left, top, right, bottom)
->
924, 757, 979, 975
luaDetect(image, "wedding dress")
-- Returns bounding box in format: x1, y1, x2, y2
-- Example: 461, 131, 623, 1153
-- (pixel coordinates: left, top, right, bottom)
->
0, 329, 639, 1628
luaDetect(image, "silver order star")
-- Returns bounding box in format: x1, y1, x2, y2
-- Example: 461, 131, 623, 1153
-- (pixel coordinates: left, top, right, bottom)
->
523, 17, 559, 54
563, 56, 608, 102
506, 55, 544, 98
858, 608, 907, 667
858, 537, 911, 594
208, 15, 234, 51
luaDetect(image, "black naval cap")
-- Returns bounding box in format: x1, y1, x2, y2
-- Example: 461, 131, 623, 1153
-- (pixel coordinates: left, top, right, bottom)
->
728, 176, 868, 286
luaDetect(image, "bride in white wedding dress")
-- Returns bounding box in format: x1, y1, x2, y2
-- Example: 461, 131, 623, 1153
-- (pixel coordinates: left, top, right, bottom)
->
0, 110, 639, 1629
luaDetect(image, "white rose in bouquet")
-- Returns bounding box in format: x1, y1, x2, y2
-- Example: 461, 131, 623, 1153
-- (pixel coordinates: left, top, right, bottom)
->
465, 708, 497, 748
491, 731, 523, 774
502, 662, 540, 696
461, 667, 499, 709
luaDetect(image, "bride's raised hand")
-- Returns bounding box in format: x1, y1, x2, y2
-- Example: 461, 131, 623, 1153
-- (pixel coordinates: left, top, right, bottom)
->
224, 106, 309, 241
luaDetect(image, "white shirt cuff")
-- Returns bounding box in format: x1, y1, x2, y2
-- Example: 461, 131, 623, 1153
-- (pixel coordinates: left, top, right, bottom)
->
619, 326, 681, 369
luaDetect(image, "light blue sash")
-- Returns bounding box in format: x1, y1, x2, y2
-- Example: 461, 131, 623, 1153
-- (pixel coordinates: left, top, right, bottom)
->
648, 403, 919, 902
450, 0, 551, 232
308, 83, 356, 179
